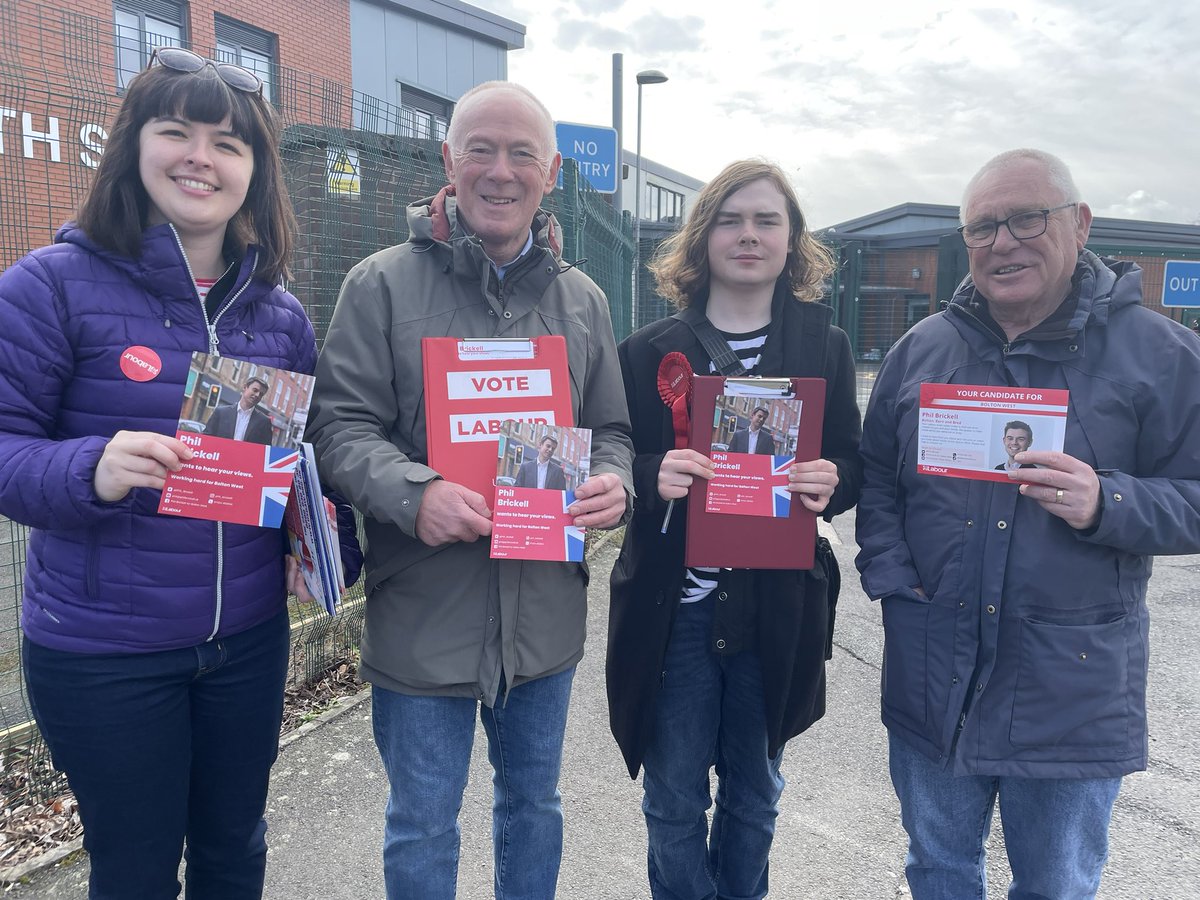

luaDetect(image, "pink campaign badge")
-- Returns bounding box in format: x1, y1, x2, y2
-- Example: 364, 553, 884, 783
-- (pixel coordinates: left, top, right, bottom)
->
119, 345, 162, 382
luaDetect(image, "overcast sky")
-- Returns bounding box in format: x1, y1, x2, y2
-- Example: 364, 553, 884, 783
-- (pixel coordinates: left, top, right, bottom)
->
484, 0, 1199, 229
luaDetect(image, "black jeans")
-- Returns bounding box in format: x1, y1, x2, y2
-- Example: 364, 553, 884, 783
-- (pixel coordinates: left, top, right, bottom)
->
23, 609, 290, 899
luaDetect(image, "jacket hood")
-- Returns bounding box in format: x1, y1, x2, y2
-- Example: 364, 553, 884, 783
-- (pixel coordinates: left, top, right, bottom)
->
405, 185, 565, 262
948, 249, 1143, 335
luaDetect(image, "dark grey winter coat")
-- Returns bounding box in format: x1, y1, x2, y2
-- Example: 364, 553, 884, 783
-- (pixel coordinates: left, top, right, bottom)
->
856, 251, 1200, 777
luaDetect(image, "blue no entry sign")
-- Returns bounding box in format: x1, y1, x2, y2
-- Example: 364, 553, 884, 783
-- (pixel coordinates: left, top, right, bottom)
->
555, 121, 618, 194
1162, 259, 1200, 308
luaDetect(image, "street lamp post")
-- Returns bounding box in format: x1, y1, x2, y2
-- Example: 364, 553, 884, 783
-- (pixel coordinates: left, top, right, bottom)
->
633, 68, 667, 330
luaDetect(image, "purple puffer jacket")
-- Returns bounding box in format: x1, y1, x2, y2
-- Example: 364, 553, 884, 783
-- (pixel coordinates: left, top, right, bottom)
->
0, 222, 317, 654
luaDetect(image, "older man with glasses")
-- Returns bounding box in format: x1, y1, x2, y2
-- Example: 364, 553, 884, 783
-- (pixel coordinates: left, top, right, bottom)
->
855, 148, 1200, 899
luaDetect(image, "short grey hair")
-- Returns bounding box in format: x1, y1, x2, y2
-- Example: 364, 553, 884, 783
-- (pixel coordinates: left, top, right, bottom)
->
445, 81, 557, 162
961, 149, 1081, 224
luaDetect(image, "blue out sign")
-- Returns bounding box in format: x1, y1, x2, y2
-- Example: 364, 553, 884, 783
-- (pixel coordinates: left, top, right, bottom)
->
554, 121, 618, 194
1162, 259, 1200, 307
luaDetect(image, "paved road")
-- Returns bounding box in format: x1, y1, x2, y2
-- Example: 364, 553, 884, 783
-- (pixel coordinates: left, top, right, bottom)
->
11, 514, 1199, 898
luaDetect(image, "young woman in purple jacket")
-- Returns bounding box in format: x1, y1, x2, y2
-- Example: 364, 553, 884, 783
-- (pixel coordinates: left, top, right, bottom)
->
0, 50, 357, 898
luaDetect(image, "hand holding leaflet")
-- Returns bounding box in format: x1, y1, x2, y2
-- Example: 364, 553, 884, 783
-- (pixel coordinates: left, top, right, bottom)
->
684, 376, 826, 570
490, 422, 592, 562
159, 352, 314, 528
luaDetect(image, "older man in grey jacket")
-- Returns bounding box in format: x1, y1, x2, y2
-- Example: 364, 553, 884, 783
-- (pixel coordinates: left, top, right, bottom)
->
307, 81, 633, 899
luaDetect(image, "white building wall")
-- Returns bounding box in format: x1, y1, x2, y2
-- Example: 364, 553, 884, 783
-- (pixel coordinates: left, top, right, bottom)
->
620, 149, 704, 224
350, 0, 520, 131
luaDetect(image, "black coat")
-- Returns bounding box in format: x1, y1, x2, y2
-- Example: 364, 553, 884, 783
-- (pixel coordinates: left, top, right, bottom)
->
606, 288, 863, 778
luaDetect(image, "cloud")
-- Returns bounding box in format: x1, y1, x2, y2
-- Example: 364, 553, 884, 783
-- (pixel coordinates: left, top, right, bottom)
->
1095, 191, 1194, 225
555, 18, 632, 52
511, 0, 1200, 225
476, 0, 530, 21
629, 11, 706, 54
968, 8, 1019, 30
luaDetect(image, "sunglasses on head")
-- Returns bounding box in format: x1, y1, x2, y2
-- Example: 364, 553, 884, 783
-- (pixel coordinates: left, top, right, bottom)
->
148, 47, 263, 96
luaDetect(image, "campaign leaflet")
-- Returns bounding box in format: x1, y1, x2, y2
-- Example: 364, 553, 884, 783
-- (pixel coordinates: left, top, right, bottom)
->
706, 452, 795, 517
158, 352, 314, 528
704, 394, 801, 518
489, 423, 592, 563
917, 383, 1069, 482
283, 443, 344, 616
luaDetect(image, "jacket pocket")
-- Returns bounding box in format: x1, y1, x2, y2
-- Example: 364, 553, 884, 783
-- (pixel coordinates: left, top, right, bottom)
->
85, 531, 100, 602
880, 591, 933, 728
1009, 615, 1130, 749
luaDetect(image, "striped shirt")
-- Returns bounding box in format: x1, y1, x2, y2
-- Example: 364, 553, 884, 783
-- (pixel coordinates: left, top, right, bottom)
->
680, 323, 769, 603
194, 277, 217, 303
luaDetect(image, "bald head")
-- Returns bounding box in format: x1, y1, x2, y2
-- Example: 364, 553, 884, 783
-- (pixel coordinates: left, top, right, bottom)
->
446, 81, 556, 160
961, 149, 1081, 221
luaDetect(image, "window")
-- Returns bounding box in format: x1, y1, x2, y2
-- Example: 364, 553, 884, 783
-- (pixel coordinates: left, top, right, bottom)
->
214, 16, 277, 102
399, 84, 451, 141
114, 0, 186, 90
644, 183, 685, 223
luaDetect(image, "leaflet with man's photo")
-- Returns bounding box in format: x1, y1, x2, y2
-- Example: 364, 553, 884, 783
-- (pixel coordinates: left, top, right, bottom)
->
705, 395, 801, 518
917, 383, 1069, 482
158, 352, 315, 528
490, 422, 592, 562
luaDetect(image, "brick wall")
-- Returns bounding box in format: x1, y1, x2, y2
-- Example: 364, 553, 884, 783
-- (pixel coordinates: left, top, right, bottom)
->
0, 0, 353, 265
188, 0, 352, 119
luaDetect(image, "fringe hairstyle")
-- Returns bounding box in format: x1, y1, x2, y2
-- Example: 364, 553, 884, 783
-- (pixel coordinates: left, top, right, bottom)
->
648, 158, 833, 308
76, 61, 296, 282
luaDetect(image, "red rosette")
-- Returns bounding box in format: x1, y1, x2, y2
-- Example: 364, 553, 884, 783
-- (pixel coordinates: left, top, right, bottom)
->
657, 351, 693, 450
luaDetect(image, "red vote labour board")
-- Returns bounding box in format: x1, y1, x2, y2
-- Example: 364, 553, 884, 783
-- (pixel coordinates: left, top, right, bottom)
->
422, 336, 574, 498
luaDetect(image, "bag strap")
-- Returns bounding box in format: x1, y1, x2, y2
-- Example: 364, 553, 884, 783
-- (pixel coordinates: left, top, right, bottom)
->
672, 305, 748, 376
797, 302, 830, 380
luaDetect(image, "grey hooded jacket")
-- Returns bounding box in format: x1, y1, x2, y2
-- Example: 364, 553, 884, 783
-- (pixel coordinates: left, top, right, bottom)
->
308, 194, 633, 704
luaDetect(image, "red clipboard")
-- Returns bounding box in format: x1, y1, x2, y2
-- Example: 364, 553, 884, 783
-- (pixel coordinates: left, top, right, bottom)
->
422, 336, 573, 498
684, 375, 825, 570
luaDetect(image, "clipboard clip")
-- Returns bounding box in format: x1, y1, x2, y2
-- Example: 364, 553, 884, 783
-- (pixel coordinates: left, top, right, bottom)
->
721, 376, 794, 397
455, 337, 536, 360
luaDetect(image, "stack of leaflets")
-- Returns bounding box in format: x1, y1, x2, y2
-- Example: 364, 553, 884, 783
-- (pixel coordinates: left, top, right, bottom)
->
283, 443, 344, 615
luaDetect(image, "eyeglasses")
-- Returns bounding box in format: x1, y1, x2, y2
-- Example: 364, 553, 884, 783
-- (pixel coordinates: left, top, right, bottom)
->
148, 47, 263, 96
957, 202, 1077, 249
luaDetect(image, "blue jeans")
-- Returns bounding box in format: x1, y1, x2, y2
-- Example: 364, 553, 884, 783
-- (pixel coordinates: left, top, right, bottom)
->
371, 666, 575, 900
889, 732, 1122, 900
23, 610, 290, 900
641, 594, 786, 900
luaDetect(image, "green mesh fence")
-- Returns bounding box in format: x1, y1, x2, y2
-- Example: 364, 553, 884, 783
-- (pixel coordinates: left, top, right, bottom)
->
827, 240, 1200, 411
0, 0, 633, 799
633, 221, 680, 332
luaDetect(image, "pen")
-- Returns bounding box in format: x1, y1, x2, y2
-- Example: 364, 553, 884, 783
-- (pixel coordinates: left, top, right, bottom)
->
660, 498, 675, 534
